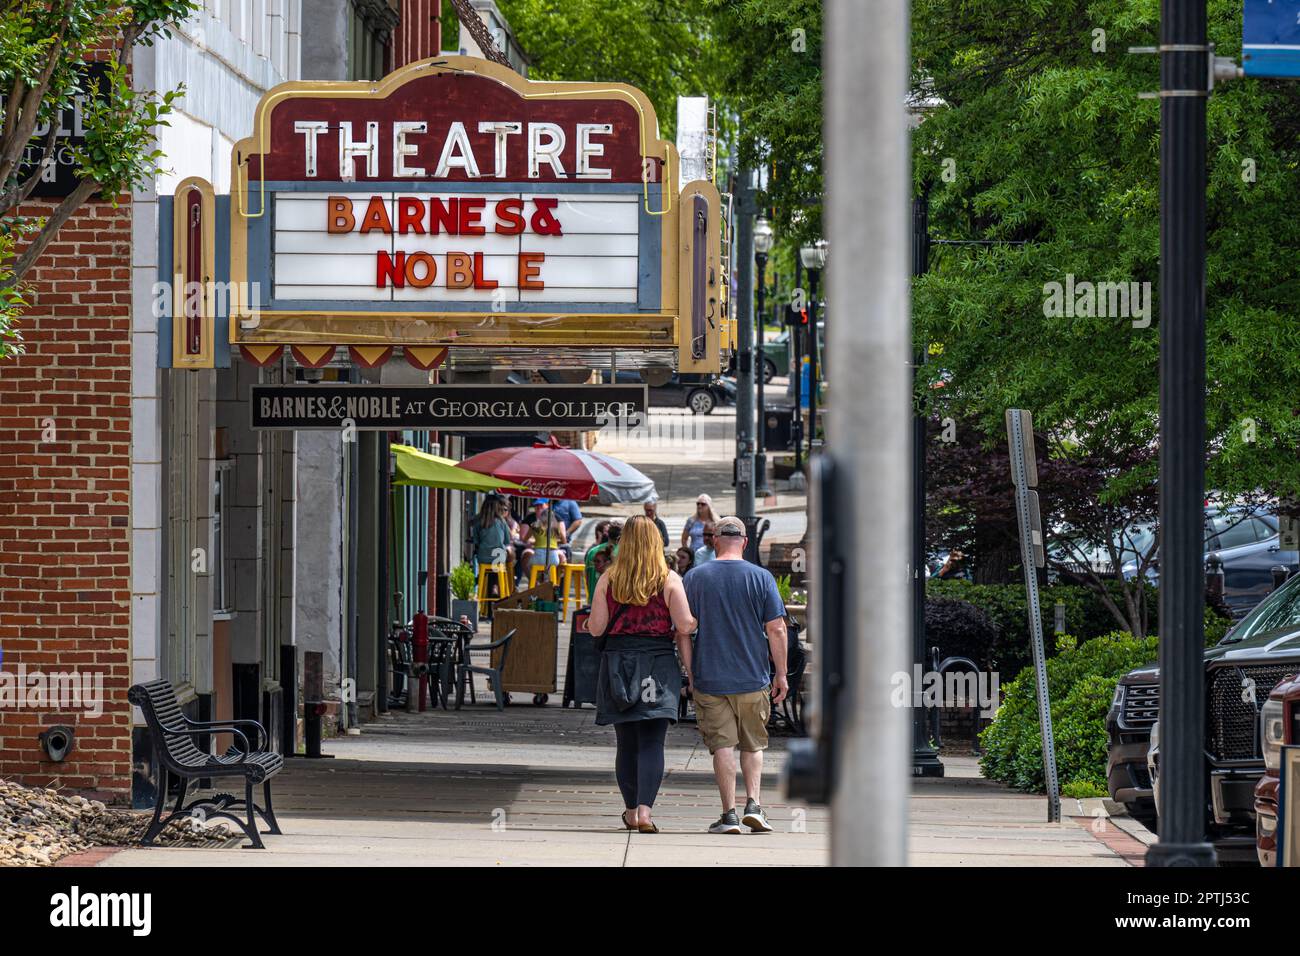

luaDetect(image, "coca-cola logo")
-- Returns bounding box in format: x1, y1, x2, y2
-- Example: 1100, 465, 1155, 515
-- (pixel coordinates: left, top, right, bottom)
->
520, 479, 573, 498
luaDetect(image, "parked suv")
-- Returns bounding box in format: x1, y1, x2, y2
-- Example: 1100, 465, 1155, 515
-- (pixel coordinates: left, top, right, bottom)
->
1106, 570, 1300, 862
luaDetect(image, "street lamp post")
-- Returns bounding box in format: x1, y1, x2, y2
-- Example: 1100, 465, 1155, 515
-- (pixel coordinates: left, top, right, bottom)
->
800, 240, 828, 456
1147, 0, 1215, 868
791, 259, 804, 476
911, 190, 943, 778
754, 218, 775, 498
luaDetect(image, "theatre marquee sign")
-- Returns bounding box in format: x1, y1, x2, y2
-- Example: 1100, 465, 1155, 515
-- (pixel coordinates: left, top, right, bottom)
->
210, 57, 723, 373
251, 384, 649, 431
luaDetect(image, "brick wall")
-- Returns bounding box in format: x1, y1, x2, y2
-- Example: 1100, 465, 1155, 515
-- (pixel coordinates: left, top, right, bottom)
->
0, 197, 134, 801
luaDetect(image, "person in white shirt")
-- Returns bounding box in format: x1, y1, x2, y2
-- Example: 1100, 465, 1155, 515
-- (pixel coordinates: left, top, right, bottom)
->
693, 521, 717, 566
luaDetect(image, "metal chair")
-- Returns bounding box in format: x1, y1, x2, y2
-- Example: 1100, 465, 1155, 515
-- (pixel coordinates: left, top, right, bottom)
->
429, 616, 474, 710
455, 628, 517, 711
768, 614, 807, 734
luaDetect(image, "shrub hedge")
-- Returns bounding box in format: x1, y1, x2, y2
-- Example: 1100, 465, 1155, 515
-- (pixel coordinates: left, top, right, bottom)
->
978, 631, 1159, 794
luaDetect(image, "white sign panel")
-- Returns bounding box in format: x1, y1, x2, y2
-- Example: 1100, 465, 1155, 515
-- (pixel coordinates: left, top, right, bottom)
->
272, 191, 639, 304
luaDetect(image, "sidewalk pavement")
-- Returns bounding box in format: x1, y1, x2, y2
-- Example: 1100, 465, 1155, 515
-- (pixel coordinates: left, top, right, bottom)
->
82, 705, 1136, 867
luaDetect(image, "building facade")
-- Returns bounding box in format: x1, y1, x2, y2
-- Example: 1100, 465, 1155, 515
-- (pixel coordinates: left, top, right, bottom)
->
0, 0, 445, 804
0, 0, 721, 811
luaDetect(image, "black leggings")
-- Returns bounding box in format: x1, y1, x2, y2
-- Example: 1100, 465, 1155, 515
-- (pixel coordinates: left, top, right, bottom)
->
614, 718, 670, 808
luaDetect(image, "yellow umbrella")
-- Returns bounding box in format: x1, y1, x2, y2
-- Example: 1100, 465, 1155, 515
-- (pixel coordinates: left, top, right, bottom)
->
391, 443, 526, 493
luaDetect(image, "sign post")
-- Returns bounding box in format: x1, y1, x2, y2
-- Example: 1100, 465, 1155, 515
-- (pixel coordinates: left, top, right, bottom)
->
1005, 408, 1059, 823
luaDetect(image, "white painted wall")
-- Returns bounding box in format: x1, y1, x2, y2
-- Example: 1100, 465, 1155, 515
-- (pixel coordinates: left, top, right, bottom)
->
130, 1, 302, 693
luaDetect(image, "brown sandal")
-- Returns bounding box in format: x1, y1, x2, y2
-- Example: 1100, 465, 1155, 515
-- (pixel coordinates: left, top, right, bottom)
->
637, 820, 660, 834
621, 810, 637, 830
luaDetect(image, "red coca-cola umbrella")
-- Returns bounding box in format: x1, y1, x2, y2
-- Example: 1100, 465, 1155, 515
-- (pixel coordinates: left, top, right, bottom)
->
458, 435, 656, 504
460, 436, 657, 571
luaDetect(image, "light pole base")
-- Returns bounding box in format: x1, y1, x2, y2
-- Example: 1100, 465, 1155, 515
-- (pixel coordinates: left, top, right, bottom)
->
787, 471, 807, 492
912, 750, 945, 778
1144, 842, 1217, 867
755, 453, 770, 497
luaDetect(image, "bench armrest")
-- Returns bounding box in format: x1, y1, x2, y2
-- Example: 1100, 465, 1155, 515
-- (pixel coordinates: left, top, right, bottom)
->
184, 717, 267, 752
170, 725, 252, 761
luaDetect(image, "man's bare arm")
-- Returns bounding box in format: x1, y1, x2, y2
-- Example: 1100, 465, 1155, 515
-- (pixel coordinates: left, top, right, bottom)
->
766, 617, 789, 704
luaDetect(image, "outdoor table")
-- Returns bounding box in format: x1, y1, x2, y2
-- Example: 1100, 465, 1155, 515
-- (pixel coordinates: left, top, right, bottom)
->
428, 617, 475, 709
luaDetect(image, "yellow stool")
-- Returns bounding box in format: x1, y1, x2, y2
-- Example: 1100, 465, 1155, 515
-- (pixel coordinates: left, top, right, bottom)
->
559, 563, 587, 621
528, 563, 560, 590
476, 563, 512, 617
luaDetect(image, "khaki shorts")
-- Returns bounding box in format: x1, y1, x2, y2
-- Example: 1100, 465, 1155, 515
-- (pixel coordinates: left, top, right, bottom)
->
693, 687, 771, 753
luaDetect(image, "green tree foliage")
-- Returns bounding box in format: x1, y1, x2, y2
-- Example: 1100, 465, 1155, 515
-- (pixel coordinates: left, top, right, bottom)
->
912, 0, 1300, 516
496, 0, 722, 141
706, 0, 822, 244
0, 0, 195, 358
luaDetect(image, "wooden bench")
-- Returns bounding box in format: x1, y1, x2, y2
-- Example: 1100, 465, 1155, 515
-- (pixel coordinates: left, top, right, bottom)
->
128, 678, 284, 849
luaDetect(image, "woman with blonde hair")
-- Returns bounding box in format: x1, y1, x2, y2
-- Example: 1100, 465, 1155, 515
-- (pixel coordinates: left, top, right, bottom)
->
681, 493, 719, 551
588, 515, 696, 833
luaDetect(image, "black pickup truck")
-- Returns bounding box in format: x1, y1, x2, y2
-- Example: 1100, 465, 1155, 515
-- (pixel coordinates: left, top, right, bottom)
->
1106, 571, 1300, 863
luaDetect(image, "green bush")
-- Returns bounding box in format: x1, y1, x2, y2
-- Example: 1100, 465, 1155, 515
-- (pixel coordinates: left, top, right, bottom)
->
450, 562, 477, 601
1204, 604, 1233, 646
979, 631, 1159, 794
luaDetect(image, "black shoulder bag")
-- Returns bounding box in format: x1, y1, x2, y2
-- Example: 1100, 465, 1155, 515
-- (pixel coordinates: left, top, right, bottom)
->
593, 600, 631, 656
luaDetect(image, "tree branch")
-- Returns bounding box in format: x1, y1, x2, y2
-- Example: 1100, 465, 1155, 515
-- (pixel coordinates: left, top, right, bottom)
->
0, 3, 75, 188
10, 176, 98, 282
0, 124, 59, 214
448, 0, 511, 68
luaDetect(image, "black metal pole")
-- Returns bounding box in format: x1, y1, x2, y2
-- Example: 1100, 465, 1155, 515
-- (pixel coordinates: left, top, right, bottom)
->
1147, 0, 1214, 867
807, 268, 820, 453
755, 251, 770, 496
792, 259, 804, 473
734, 171, 756, 517
912, 189, 943, 777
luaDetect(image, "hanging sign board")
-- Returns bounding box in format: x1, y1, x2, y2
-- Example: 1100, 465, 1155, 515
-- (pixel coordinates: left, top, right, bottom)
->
1244, 0, 1300, 78
250, 383, 648, 431
226, 58, 723, 372
9, 62, 110, 198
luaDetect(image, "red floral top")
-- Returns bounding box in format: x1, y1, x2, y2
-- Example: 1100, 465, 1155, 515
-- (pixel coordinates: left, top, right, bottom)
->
604, 588, 674, 639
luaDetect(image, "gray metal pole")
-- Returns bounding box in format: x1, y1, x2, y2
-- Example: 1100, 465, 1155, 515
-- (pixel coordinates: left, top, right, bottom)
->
826, 0, 911, 866
1147, 0, 1215, 867
734, 169, 756, 520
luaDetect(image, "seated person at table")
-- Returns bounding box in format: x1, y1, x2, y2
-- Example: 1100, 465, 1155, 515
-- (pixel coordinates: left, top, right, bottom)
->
551, 497, 583, 559
520, 500, 567, 582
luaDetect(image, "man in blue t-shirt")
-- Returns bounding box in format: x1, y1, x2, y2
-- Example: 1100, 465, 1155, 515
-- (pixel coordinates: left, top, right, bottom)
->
680, 516, 788, 835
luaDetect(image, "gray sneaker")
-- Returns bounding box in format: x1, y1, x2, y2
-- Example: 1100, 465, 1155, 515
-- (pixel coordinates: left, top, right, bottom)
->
708, 809, 742, 834
742, 798, 773, 833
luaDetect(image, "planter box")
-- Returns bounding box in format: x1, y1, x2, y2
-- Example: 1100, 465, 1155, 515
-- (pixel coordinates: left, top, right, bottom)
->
450, 598, 479, 630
